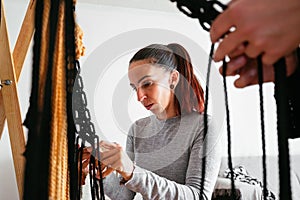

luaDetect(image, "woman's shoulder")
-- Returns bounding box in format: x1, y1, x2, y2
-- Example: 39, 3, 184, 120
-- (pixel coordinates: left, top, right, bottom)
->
182, 111, 211, 120
180, 111, 214, 129
133, 115, 153, 125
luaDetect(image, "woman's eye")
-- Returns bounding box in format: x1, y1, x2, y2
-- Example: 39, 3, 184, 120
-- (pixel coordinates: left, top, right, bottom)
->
142, 81, 152, 88
132, 87, 137, 91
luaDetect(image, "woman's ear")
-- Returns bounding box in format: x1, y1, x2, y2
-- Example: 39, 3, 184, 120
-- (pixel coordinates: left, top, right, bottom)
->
169, 70, 180, 88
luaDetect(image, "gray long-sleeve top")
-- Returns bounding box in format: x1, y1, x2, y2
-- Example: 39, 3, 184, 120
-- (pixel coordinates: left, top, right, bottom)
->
103, 112, 222, 200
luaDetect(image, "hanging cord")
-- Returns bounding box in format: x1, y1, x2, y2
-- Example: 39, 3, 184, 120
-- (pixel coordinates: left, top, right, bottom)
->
257, 55, 268, 200
71, 3, 105, 198
76, 139, 85, 200
73, 61, 106, 200
200, 43, 215, 199
23, 0, 48, 199
170, 1, 230, 198
274, 58, 292, 200
65, 0, 78, 198
222, 58, 237, 199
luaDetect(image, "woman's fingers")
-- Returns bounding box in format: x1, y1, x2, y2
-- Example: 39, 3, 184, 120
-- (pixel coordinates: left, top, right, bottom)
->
99, 140, 121, 153
96, 166, 114, 178
100, 146, 122, 165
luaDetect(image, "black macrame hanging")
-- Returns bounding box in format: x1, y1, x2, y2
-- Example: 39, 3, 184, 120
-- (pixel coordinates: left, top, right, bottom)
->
72, 61, 106, 200
170, 0, 292, 200
71, 6, 106, 200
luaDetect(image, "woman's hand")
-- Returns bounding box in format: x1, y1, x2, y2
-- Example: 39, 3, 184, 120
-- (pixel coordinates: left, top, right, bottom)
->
99, 141, 134, 181
80, 146, 113, 184
80, 147, 91, 185
79, 141, 135, 183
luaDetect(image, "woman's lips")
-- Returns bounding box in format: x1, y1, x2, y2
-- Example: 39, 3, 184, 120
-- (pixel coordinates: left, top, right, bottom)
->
145, 104, 153, 110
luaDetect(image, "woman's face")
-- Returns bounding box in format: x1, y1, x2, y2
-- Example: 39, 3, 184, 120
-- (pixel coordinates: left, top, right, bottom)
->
128, 59, 177, 119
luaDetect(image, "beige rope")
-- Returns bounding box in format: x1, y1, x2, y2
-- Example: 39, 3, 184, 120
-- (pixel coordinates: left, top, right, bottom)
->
48, 1, 70, 199
75, 22, 85, 59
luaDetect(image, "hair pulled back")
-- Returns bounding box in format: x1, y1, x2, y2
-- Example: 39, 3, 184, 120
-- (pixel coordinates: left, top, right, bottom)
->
129, 43, 204, 114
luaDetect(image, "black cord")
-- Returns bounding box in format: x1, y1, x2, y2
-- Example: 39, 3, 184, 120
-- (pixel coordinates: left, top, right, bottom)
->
65, 0, 77, 198
257, 56, 268, 200
95, 136, 106, 200
200, 43, 215, 199
23, 0, 48, 199
274, 58, 292, 200
222, 59, 236, 199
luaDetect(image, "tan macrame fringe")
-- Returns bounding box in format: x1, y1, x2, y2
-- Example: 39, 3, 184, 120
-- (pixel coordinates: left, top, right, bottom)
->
48, 1, 70, 199
75, 22, 85, 59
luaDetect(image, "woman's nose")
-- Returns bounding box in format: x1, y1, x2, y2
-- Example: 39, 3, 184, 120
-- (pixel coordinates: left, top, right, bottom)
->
137, 88, 146, 102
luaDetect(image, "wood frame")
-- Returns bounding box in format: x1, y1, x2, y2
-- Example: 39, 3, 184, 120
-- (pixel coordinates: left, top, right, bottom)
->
0, 0, 35, 198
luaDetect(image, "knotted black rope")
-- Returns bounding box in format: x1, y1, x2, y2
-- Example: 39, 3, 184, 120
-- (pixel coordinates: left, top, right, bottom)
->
170, 0, 226, 31
65, 0, 77, 199
73, 61, 106, 200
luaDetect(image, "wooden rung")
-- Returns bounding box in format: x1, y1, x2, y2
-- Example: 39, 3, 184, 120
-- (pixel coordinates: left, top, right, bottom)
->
0, 1, 26, 198
0, 0, 35, 140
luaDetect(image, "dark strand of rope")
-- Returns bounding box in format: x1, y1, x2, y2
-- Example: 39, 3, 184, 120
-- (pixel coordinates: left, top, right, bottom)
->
91, 152, 100, 200
257, 56, 268, 200
23, 0, 45, 199
91, 137, 100, 200
200, 43, 215, 199
65, 0, 78, 200
222, 58, 236, 199
73, 60, 105, 199
77, 140, 85, 200
65, 0, 77, 199
95, 136, 106, 200
89, 148, 96, 200
274, 58, 292, 200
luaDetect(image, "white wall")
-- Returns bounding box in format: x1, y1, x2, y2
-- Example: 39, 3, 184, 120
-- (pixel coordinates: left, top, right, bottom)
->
1, 1, 300, 199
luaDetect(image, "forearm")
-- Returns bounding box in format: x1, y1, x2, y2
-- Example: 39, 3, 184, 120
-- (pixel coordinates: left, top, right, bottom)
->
124, 166, 208, 200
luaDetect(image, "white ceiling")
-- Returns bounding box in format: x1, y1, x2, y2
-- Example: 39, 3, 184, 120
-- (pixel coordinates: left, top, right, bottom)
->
77, 0, 179, 12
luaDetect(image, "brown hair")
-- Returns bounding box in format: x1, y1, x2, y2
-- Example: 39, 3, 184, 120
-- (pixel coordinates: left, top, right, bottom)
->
129, 43, 204, 114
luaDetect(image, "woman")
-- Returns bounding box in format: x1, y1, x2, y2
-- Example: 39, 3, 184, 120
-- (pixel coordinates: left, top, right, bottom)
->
82, 43, 221, 199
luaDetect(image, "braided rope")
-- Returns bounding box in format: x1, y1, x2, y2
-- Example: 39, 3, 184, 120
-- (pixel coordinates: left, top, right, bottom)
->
48, 1, 70, 199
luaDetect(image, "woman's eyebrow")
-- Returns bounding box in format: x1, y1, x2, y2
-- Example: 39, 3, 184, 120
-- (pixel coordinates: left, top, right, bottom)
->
130, 75, 153, 87
137, 75, 151, 84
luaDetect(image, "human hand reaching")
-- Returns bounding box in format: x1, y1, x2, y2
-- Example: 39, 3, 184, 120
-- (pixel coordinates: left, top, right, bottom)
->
220, 49, 298, 88
210, 0, 300, 65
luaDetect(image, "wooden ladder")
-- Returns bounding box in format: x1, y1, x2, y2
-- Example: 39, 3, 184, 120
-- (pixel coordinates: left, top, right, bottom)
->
0, 0, 35, 198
